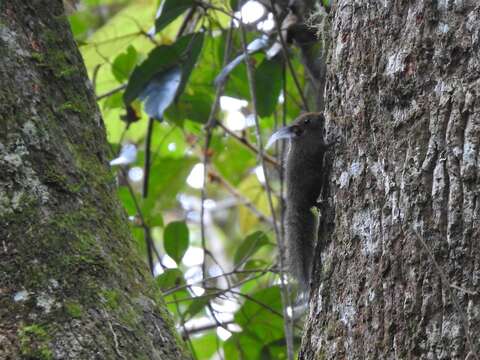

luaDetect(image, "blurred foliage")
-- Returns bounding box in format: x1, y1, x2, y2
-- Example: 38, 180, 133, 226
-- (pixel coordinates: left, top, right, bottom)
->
70, 0, 313, 358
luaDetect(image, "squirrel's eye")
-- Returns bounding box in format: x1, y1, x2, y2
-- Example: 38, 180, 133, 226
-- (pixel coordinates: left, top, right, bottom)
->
304, 118, 310, 125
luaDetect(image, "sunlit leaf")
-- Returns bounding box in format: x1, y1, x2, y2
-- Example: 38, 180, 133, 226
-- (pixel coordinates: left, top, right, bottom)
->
102, 92, 124, 111
112, 45, 139, 83
164, 221, 189, 264
191, 331, 218, 360
141, 156, 197, 211
237, 174, 272, 232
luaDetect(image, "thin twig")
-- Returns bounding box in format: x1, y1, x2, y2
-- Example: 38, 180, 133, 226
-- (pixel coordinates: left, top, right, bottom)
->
96, 84, 127, 101
177, 6, 197, 38
217, 121, 280, 167
163, 268, 274, 296
108, 136, 163, 273
208, 169, 275, 227
239, 18, 295, 360
92, 64, 101, 94
181, 320, 234, 338
167, 270, 270, 305
142, 117, 154, 198
200, 24, 234, 285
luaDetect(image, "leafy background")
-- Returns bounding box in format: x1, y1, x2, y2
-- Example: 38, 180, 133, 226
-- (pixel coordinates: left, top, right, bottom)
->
69, 0, 323, 358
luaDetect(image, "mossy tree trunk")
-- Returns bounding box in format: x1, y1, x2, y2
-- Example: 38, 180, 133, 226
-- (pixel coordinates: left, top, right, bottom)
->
302, 1, 480, 359
0, 1, 189, 359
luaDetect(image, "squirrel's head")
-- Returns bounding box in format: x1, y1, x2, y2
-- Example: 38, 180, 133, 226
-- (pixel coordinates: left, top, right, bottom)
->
266, 112, 325, 150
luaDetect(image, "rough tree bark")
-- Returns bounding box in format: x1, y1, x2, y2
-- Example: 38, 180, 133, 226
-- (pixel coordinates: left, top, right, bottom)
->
0, 1, 189, 359
302, 1, 480, 359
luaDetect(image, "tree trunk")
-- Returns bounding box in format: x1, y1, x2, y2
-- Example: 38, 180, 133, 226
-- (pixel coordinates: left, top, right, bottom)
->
302, 1, 480, 359
0, 1, 189, 359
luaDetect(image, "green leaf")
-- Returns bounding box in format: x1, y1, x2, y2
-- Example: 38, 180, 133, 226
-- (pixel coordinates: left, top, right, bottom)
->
184, 296, 211, 319
141, 156, 197, 211
234, 231, 270, 266
124, 33, 204, 105
112, 45, 139, 83
155, 0, 194, 34
146, 211, 164, 228
68, 13, 89, 40
191, 331, 218, 360
176, 32, 204, 101
234, 287, 284, 341
164, 221, 189, 264
230, 0, 239, 11
102, 92, 124, 110
156, 268, 185, 290
243, 259, 268, 271
212, 135, 256, 185
123, 34, 189, 104
255, 57, 283, 117
224, 333, 262, 360
166, 91, 213, 124
260, 337, 302, 360
224, 53, 264, 101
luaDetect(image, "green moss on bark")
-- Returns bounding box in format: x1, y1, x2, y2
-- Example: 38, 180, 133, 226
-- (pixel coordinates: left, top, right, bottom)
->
18, 324, 53, 360
0, 1, 190, 358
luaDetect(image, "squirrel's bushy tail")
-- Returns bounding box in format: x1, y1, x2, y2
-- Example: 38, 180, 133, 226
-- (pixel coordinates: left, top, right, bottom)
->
285, 205, 318, 291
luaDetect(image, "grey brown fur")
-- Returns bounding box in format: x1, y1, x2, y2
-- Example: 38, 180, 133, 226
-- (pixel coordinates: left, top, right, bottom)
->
283, 113, 327, 291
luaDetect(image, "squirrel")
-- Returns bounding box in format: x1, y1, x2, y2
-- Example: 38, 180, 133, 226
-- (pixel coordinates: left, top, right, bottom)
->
267, 112, 329, 292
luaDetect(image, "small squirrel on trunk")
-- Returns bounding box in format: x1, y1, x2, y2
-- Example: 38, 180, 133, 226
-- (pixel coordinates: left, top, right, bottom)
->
267, 112, 329, 292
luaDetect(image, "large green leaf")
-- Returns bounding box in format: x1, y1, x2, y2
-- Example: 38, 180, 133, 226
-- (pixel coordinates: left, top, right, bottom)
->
124, 33, 203, 105
176, 32, 204, 101
255, 57, 283, 117
155, 0, 194, 34
191, 331, 218, 360
234, 287, 284, 341
140, 156, 197, 211
224, 333, 262, 360
164, 221, 189, 264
